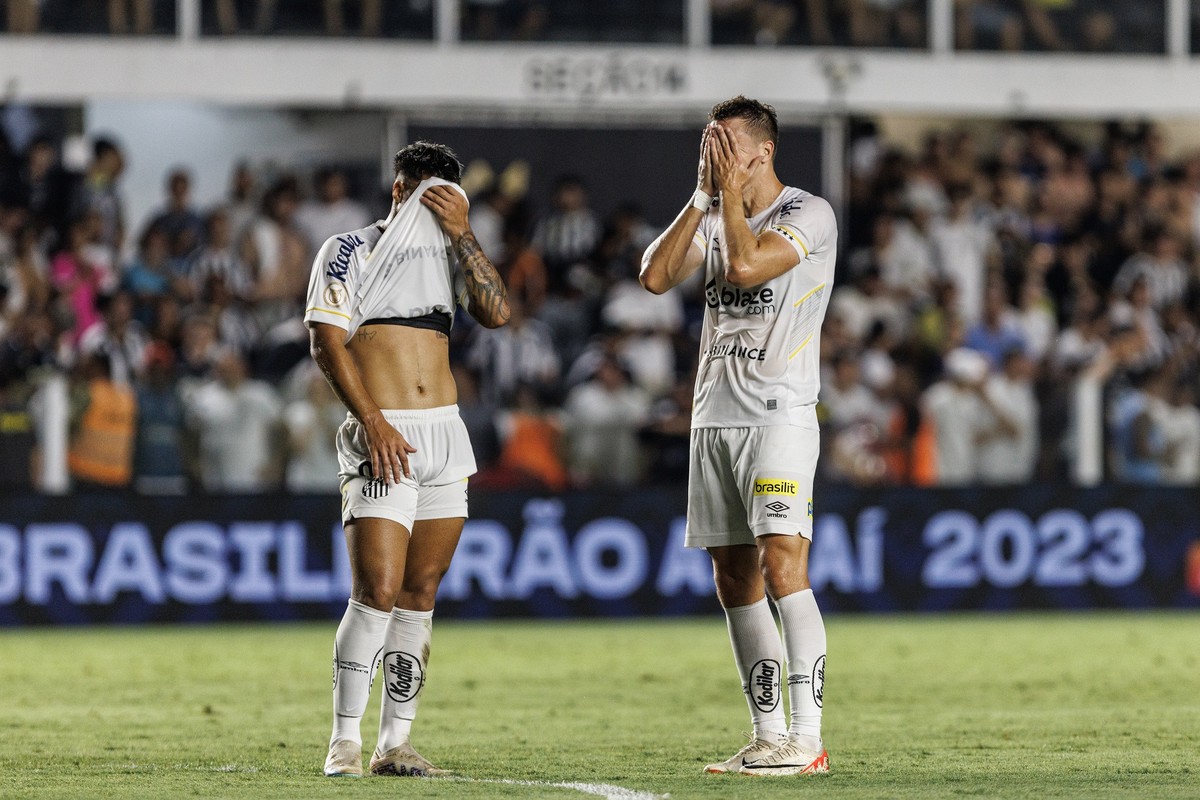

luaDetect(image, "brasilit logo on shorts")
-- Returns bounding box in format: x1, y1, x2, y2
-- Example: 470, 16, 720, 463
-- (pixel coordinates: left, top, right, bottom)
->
753, 478, 798, 496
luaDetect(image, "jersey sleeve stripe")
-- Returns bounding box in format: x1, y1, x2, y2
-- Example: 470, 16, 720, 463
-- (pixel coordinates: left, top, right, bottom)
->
692, 230, 706, 250
771, 223, 810, 257
305, 306, 352, 320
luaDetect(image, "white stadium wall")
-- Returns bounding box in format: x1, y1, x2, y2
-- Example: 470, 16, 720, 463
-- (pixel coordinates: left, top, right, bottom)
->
2, 36, 1200, 120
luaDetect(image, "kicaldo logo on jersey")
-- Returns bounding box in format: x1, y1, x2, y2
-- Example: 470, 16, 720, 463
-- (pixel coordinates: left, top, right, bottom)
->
753, 478, 798, 496
324, 233, 365, 282
704, 279, 776, 314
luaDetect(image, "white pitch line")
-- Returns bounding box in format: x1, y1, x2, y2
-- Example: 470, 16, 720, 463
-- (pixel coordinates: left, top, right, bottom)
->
452, 777, 667, 800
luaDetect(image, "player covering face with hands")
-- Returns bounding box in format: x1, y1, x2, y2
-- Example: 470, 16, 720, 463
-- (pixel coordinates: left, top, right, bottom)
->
641, 96, 838, 776
304, 140, 509, 778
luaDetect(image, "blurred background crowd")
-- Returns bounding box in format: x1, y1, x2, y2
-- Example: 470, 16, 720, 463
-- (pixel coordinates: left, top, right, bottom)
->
2, 0, 1200, 495
2, 111, 1199, 495
3, 0, 1200, 52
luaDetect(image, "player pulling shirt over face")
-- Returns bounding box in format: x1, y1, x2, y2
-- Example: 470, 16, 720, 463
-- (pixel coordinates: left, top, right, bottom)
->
304, 177, 469, 341
304, 141, 510, 781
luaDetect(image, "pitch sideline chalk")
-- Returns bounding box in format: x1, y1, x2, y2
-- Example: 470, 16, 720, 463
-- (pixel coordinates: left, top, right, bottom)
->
177, 763, 667, 797
452, 776, 667, 799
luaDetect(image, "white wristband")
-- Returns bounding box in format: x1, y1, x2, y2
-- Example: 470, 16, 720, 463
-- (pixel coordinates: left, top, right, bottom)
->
690, 189, 713, 212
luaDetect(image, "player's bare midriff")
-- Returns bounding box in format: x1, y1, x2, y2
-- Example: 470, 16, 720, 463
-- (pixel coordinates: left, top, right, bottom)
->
345, 324, 457, 410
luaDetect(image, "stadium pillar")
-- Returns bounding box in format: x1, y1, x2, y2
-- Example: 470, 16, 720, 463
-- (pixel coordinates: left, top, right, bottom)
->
822, 114, 846, 234
819, 54, 856, 244
435, 0, 460, 45
176, 0, 199, 40
929, 0, 953, 54
1072, 376, 1104, 487
686, 0, 710, 48
37, 373, 69, 495
1167, 0, 1189, 60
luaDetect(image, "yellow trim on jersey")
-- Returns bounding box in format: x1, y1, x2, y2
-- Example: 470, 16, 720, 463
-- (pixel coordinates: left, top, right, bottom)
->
792, 282, 827, 308
306, 306, 351, 320
789, 333, 815, 360
770, 223, 810, 257
692, 231, 706, 250
787, 281, 826, 360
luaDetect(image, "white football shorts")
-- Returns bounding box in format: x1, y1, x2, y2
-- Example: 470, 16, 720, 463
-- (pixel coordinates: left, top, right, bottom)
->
336, 405, 477, 530
684, 421, 819, 548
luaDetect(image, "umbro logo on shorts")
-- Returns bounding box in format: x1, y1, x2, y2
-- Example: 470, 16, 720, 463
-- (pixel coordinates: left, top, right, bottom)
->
362, 479, 390, 499
765, 501, 790, 514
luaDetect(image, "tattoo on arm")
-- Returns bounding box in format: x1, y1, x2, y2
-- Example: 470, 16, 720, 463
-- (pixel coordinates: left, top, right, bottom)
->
314, 352, 355, 413
455, 232, 511, 327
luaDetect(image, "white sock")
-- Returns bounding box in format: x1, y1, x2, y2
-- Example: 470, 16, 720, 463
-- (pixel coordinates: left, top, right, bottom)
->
723, 597, 787, 739
376, 607, 434, 753
330, 599, 390, 746
775, 588, 826, 748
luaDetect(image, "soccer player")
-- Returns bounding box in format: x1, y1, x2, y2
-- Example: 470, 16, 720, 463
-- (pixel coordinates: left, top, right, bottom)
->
304, 141, 510, 778
640, 96, 837, 776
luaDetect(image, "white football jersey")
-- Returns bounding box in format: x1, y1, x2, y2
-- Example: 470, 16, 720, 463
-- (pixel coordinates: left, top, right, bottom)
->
303, 177, 466, 341
690, 186, 838, 428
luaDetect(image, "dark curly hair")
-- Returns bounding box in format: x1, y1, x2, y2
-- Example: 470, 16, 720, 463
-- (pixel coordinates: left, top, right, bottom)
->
392, 140, 463, 184
710, 95, 779, 146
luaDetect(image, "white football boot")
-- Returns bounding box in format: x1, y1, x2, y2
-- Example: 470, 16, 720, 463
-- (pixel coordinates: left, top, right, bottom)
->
323, 739, 363, 777
369, 742, 449, 777
738, 733, 829, 776
703, 731, 788, 774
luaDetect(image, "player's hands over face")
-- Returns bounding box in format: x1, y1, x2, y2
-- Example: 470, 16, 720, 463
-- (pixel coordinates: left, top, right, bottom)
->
697, 124, 716, 196
421, 185, 470, 240
710, 122, 765, 197
363, 416, 417, 484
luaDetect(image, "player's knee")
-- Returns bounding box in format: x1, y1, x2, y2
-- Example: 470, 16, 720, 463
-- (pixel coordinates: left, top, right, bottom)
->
758, 542, 810, 598
396, 587, 437, 612
713, 571, 745, 604
712, 560, 764, 607
761, 567, 809, 600
353, 581, 402, 612
399, 567, 447, 611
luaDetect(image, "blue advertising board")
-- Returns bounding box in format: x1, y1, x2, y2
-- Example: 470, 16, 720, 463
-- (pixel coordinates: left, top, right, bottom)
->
0, 486, 1197, 625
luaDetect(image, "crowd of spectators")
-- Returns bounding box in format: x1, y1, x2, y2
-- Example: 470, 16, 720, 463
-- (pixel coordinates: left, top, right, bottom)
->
6, 1, 1190, 54
712, 0, 927, 48
2, 114, 1199, 495
0, 130, 369, 493
836, 118, 1200, 486
955, 0, 1165, 53
0, 122, 694, 494
0, 0, 434, 37
711, 0, 1171, 51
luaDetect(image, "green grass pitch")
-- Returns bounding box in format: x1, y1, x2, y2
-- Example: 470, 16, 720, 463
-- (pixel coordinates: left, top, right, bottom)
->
2, 612, 1197, 799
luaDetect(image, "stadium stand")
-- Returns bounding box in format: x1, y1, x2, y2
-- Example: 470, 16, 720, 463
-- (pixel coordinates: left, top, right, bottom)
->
0, 1, 1197, 494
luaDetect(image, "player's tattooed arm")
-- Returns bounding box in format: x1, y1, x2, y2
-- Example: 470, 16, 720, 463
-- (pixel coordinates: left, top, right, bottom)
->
455, 232, 511, 329
420, 184, 511, 328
